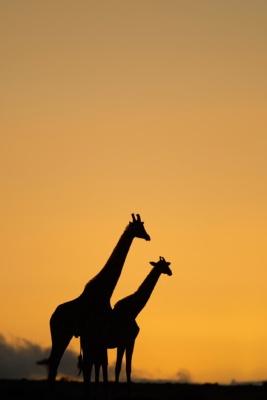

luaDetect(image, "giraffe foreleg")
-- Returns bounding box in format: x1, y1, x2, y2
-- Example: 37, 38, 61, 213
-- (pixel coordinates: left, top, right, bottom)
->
81, 349, 94, 400
100, 348, 109, 398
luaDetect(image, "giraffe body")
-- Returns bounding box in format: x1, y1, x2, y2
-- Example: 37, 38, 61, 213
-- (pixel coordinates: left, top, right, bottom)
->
80, 256, 172, 397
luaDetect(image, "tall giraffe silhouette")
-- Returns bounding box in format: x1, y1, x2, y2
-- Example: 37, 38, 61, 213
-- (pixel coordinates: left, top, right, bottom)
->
80, 256, 172, 397
38, 214, 150, 394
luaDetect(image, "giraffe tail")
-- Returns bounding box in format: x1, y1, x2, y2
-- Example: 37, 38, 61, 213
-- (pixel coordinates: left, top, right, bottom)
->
36, 358, 50, 366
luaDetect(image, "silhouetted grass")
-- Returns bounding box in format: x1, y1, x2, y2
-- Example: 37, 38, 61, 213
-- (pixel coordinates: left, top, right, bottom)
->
1, 379, 267, 399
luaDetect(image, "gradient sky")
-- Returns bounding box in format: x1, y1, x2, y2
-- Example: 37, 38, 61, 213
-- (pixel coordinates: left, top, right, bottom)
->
1, 0, 267, 384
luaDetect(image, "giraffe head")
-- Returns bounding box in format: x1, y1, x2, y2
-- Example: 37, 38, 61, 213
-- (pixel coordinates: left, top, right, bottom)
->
150, 256, 172, 275
129, 213, 151, 241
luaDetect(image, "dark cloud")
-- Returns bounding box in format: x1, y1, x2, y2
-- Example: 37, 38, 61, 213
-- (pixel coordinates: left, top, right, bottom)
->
0, 333, 171, 382
0, 334, 122, 381
0, 334, 79, 379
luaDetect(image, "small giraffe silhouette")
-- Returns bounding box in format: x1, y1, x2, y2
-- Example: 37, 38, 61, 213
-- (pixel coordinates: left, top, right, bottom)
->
37, 214, 150, 395
80, 256, 172, 397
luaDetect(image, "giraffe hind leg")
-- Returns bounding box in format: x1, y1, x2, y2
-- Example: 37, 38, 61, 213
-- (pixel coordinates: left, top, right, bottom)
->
48, 332, 72, 385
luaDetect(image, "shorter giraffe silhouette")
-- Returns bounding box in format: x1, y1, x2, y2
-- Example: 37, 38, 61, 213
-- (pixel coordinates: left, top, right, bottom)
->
80, 256, 172, 397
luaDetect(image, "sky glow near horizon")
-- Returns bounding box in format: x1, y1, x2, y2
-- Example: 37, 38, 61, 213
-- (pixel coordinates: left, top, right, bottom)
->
1, 0, 267, 384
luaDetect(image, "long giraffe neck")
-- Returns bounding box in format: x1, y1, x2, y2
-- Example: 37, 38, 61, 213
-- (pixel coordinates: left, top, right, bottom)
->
83, 224, 134, 301
126, 267, 162, 319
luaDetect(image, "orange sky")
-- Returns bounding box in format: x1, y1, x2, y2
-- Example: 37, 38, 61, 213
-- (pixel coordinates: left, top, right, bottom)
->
1, 0, 267, 384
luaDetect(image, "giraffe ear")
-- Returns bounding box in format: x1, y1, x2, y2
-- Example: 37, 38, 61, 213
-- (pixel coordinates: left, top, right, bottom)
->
149, 261, 156, 267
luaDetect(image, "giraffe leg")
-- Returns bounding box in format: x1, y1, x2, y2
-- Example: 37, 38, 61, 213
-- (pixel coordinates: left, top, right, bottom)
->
95, 363, 100, 384
48, 333, 72, 391
101, 349, 109, 399
94, 348, 109, 399
102, 362, 108, 384
94, 363, 101, 399
113, 345, 125, 398
115, 346, 125, 384
125, 340, 135, 398
48, 304, 74, 387
81, 349, 94, 400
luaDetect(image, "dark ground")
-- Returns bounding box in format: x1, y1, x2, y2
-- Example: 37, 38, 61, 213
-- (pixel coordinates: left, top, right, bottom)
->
1, 379, 267, 400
